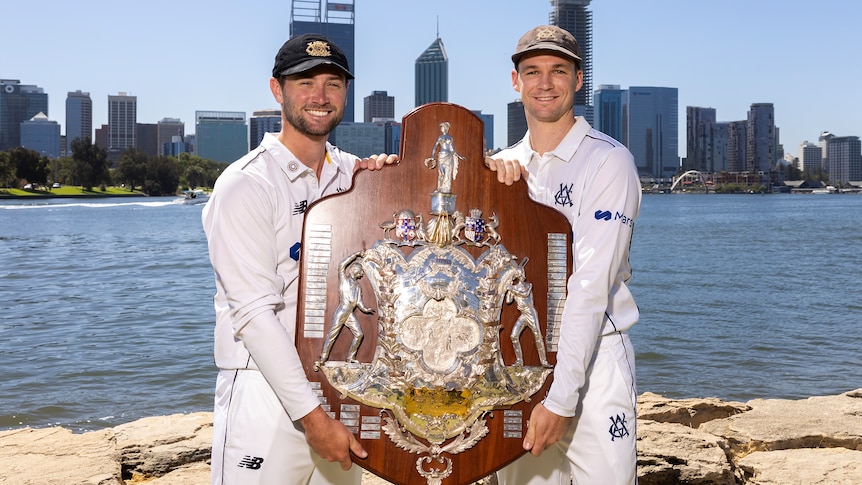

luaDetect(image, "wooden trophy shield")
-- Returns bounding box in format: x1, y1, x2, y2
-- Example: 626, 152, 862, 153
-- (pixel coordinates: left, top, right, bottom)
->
296, 103, 572, 485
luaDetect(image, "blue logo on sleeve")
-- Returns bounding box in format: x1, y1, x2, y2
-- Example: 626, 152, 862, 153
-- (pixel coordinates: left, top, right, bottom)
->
290, 242, 301, 261
594, 210, 634, 228
594, 210, 612, 221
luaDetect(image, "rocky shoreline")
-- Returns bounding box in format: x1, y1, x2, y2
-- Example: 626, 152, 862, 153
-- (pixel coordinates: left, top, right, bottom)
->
2, 389, 860, 484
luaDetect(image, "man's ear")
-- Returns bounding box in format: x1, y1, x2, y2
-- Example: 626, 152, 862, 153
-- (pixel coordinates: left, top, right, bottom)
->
270, 77, 283, 103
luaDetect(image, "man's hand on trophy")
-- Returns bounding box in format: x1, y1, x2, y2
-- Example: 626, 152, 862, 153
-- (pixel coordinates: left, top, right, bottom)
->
300, 406, 368, 470
485, 156, 529, 186
354, 153, 400, 172
523, 403, 574, 456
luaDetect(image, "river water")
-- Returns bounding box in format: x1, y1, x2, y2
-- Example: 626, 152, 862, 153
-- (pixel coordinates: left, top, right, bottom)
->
1, 194, 860, 431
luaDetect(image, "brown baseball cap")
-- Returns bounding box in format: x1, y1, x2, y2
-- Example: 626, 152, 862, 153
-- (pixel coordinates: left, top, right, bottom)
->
273, 33, 354, 79
512, 25, 582, 67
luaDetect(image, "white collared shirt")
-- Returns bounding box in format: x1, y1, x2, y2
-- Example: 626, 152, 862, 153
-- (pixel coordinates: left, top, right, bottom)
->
495, 117, 642, 417
202, 132, 356, 420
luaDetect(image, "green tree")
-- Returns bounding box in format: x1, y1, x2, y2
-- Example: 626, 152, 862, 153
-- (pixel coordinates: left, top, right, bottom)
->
144, 156, 180, 196
0, 151, 14, 187
784, 163, 802, 181
53, 156, 75, 185
9, 147, 50, 186
116, 148, 148, 190
70, 137, 109, 190
176, 153, 228, 189
9, 147, 51, 185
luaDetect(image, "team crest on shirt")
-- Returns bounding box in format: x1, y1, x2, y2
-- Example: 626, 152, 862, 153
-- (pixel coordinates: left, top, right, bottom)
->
554, 183, 574, 207
608, 413, 630, 441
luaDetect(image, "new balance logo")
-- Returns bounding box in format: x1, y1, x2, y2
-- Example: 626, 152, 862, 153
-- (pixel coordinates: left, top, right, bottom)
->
238, 455, 264, 470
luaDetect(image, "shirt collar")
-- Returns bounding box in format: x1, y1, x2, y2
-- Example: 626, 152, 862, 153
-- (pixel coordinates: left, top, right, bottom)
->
525, 116, 592, 164
260, 132, 348, 182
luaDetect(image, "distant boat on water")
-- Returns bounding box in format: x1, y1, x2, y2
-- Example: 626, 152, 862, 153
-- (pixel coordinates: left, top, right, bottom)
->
174, 189, 209, 205
810, 186, 838, 194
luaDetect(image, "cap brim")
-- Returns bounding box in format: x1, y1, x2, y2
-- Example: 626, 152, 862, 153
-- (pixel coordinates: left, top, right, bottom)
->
512, 43, 582, 65
278, 58, 354, 79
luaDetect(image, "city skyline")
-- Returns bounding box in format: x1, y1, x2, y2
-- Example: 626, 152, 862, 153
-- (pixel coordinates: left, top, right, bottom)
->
3, 0, 859, 158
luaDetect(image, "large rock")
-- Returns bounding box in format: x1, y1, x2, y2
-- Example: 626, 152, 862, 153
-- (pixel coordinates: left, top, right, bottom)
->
699, 389, 862, 458
2, 390, 861, 484
636, 420, 736, 485
638, 392, 750, 428
737, 448, 862, 484
0, 426, 118, 485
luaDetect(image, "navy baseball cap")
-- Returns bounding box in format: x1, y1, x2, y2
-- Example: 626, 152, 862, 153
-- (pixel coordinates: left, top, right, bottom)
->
273, 33, 354, 79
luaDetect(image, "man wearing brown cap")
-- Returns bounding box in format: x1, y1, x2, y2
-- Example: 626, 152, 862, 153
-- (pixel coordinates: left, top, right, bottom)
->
487, 25, 641, 484
203, 33, 398, 485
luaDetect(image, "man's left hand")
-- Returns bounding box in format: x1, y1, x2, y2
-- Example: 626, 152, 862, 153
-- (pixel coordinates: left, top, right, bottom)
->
354, 154, 399, 172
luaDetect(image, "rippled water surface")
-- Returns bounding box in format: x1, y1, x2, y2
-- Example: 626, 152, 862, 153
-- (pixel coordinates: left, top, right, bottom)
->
1, 194, 860, 431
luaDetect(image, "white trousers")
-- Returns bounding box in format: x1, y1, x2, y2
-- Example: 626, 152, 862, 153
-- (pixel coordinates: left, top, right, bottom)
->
210, 369, 361, 485
497, 332, 638, 485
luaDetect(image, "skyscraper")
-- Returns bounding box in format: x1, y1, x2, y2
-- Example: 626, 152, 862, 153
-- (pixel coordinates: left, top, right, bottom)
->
627, 86, 679, 178
333, 121, 387, 158
249, 110, 281, 149
746, 103, 775, 173
65, 90, 92, 145
108, 93, 137, 160
364, 90, 394, 122
727, 121, 747, 173
291, 0, 356, 122
594, 84, 627, 144
471, 111, 494, 152
157, 118, 185, 155
507, 100, 527, 147
195, 110, 248, 164
686, 106, 717, 172
0, 79, 48, 152
550, 0, 593, 123
415, 37, 448, 107
798, 141, 822, 173
136, 123, 158, 156
824, 136, 862, 184
20, 112, 60, 158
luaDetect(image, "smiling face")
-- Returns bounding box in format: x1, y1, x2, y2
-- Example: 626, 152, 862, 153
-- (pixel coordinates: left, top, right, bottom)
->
271, 66, 348, 139
512, 52, 583, 126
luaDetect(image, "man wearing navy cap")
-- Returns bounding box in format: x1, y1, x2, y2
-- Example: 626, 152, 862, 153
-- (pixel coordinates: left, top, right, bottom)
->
487, 25, 641, 484
203, 34, 398, 485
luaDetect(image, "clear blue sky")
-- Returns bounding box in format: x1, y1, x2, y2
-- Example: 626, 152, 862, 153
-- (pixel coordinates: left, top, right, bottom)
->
4, 0, 859, 158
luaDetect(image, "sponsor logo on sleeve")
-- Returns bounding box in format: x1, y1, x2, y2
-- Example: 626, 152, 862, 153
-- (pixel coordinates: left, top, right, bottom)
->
594, 210, 634, 228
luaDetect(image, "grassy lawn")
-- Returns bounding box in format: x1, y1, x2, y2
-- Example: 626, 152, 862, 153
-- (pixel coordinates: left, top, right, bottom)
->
0, 186, 146, 197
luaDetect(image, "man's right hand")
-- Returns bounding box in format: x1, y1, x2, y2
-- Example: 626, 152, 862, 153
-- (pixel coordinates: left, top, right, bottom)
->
485, 157, 529, 185
300, 406, 367, 470
523, 402, 574, 456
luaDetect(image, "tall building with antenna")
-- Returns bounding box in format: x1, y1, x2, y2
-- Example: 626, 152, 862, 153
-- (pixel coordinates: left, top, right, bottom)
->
550, 0, 593, 123
291, 0, 356, 122
414, 20, 448, 107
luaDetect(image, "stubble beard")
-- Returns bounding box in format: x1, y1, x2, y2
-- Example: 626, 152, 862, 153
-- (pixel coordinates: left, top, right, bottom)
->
283, 99, 343, 137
